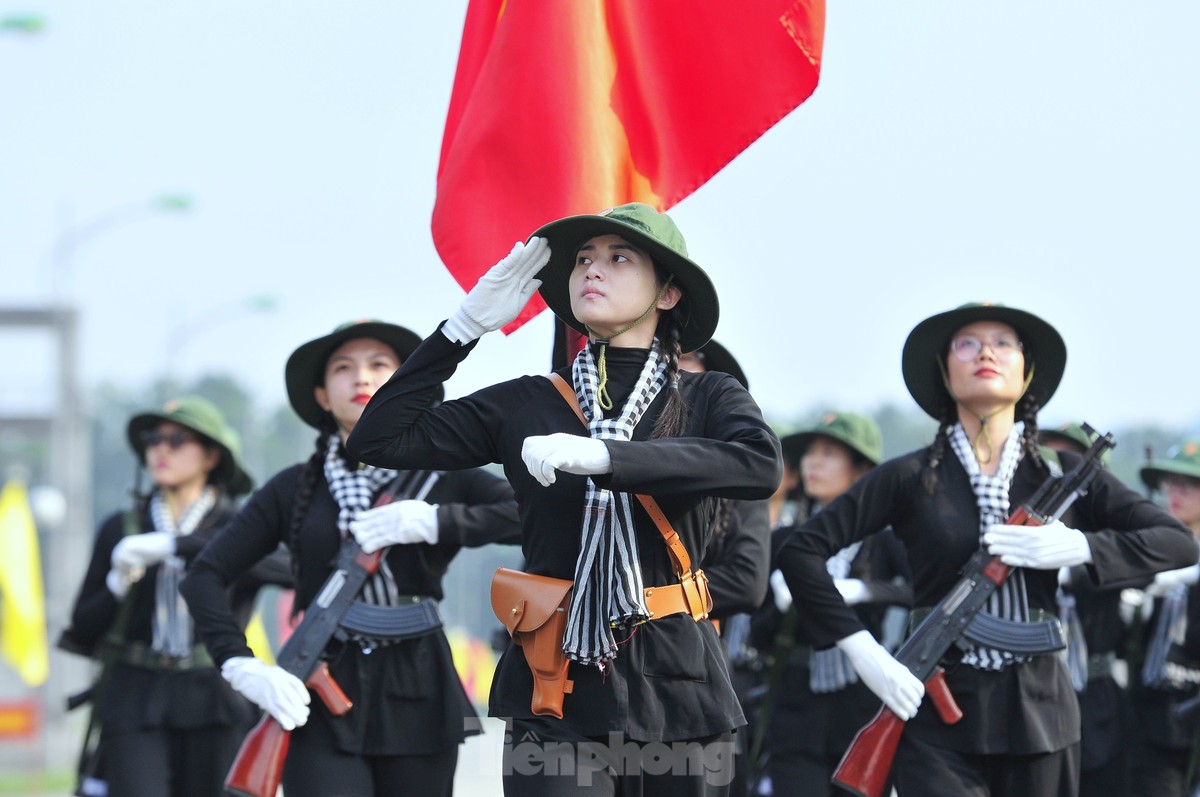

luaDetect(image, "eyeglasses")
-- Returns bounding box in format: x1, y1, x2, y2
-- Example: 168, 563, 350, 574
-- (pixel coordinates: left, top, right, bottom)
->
948, 335, 1023, 363
140, 429, 199, 451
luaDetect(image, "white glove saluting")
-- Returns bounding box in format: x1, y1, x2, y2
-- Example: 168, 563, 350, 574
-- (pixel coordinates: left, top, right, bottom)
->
442, 237, 550, 344
221, 656, 310, 730
983, 519, 1092, 569
837, 630, 924, 720
521, 433, 612, 487
349, 499, 440, 553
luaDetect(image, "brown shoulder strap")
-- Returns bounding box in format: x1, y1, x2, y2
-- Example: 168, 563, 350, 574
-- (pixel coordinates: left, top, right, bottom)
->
546, 373, 693, 577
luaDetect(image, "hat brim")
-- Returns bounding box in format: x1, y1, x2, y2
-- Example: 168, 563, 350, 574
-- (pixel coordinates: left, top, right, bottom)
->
696, 339, 748, 390
126, 412, 253, 496
901, 305, 1066, 420
531, 214, 719, 353
285, 322, 434, 428
780, 430, 881, 468
1140, 460, 1200, 490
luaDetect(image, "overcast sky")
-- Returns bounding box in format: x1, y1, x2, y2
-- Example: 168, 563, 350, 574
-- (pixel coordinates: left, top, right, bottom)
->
2, 2, 1197, 435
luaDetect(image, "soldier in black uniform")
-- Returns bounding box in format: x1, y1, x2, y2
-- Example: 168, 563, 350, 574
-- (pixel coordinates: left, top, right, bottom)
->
775, 303, 1197, 797
757, 412, 911, 797
680, 339, 771, 797
1041, 423, 1133, 797
347, 203, 782, 796
61, 396, 284, 797
180, 320, 521, 797
1129, 441, 1200, 797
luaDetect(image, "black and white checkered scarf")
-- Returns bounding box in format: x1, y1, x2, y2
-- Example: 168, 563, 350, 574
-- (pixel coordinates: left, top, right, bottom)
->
949, 422, 1031, 670
150, 486, 216, 657
324, 435, 407, 608
562, 341, 667, 666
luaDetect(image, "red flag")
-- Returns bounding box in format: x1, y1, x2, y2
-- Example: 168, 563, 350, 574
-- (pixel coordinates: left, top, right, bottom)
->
433, 0, 825, 332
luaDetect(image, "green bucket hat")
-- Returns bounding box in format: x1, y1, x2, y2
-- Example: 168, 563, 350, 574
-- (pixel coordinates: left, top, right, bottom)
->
1140, 440, 1200, 491
691, 338, 748, 390
780, 411, 884, 468
285, 319, 434, 429
531, 202, 720, 352
901, 302, 1067, 420
1039, 422, 1111, 465
126, 396, 254, 496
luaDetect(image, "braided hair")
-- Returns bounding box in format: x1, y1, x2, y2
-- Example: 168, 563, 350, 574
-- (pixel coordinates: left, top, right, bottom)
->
286, 418, 337, 606
649, 284, 690, 441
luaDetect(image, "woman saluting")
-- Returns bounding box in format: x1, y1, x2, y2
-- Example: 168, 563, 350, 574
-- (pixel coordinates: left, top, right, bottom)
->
347, 203, 782, 796
775, 303, 1197, 797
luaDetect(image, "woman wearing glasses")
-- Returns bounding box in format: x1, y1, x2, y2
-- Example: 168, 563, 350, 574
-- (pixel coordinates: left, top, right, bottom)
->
60, 396, 282, 797
775, 303, 1197, 797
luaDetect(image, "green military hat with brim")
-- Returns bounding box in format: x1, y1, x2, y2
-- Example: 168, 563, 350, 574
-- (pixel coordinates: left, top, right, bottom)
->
126, 395, 254, 496
1039, 421, 1111, 465
780, 411, 884, 468
1039, 422, 1095, 454
531, 202, 720, 353
902, 302, 1067, 420
693, 338, 749, 390
285, 319, 436, 429
1140, 440, 1200, 491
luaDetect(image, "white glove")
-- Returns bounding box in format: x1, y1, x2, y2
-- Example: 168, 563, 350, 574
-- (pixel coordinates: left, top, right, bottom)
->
1119, 588, 1154, 625
521, 433, 612, 487
983, 519, 1092, 569
769, 569, 793, 613
112, 531, 176, 570
837, 629, 924, 720
349, 499, 440, 553
442, 237, 550, 344
221, 656, 310, 731
105, 568, 139, 598
1146, 565, 1200, 598
834, 578, 870, 606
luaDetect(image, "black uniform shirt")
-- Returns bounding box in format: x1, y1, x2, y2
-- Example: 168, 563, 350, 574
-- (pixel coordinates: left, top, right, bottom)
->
182, 460, 520, 755
346, 328, 783, 742
777, 445, 1197, 755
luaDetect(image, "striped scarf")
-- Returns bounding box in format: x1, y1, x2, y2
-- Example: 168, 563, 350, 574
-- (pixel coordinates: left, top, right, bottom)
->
150, 487, 216, 657
562, 341, 667, 666
949, 422, 1031, 670
1142, 586, 1190, 689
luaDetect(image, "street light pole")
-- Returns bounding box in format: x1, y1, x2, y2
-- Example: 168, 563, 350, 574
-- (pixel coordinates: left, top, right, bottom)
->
48, 193, 193, 299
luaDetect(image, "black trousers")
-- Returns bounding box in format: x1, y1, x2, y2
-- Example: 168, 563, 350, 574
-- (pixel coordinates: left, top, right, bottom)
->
282, 732, 458, 797
767, 748, 877, 797
1128, 741, 1192, 797
102, 724, 241, 797
503, 717, 736, 796
893, 734, 1079, 797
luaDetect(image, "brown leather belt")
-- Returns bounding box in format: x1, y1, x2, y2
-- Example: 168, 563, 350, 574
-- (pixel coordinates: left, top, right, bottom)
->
643, 571, 713, 623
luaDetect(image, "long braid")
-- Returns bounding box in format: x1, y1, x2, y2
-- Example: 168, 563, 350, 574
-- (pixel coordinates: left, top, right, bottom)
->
650, 306, 690, 440
287, 421, 335, 610
922, 399, 958, 494
1017, 393, 1047, 475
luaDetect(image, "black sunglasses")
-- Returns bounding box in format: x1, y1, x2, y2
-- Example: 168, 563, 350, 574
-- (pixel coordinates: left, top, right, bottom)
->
140, 429, 199, 451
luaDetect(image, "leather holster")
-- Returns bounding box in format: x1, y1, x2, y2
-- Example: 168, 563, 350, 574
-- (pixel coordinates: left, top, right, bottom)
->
491, 567, 575, 719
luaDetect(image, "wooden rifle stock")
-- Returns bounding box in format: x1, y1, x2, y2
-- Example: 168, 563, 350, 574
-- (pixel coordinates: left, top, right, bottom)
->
225, 661, 353, 797
834, 668, 962, 797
